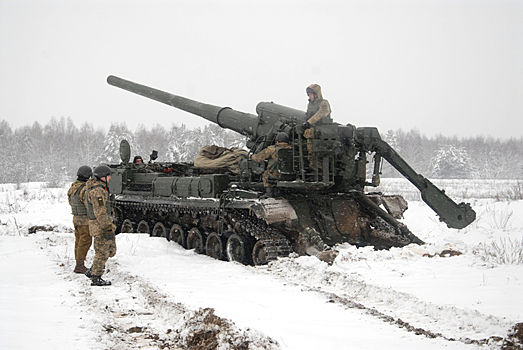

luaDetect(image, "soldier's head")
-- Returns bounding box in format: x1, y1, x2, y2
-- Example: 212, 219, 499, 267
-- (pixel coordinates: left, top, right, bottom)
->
76, 166, 92, 182
93, 165, 112, 183
306, 84, 322, 102
133, 156, 143, 164
275, 132, 289, 144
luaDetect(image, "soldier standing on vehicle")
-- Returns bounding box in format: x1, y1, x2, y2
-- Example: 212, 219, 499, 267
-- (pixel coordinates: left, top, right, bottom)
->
67, 166, 93, 274
251, 132, 292, 197
86, 165, 116, 286
303, 84, 332, 168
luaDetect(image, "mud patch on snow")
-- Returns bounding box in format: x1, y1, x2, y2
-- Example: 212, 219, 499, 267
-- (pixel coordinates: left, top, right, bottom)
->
502, 323, 523, 350
28, 224, 57, 234
176, 307, 277, 350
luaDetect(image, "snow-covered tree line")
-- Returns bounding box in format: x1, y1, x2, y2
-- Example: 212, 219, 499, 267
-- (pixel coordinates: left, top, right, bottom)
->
381, 129, 523, 180
0, 117, 246, 185
0, 118, 521, 185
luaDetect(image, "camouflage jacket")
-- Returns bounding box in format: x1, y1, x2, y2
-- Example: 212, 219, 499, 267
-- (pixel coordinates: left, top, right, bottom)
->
86, 178, 112, 230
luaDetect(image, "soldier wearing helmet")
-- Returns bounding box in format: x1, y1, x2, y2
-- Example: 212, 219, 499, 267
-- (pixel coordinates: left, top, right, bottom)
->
85, 165, 116, 286
251, 132, 292, 197
303, 84, 332, 168
67, 166, 93, 274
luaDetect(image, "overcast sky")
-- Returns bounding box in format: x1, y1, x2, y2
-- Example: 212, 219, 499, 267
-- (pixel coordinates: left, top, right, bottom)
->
1, 0, 521, 139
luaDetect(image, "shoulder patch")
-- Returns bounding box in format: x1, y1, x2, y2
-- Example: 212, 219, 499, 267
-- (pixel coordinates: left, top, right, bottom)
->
97, 197, 104, 206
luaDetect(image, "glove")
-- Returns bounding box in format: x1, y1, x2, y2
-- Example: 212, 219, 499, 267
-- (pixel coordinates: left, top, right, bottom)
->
105, 226, 115, 240
302, 121, 311, 129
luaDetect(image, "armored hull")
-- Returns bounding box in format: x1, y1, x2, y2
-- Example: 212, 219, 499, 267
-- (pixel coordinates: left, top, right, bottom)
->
109, 159, 422, 265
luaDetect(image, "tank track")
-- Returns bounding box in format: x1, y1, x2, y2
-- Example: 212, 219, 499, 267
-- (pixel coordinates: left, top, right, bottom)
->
112, 198, 291, 264
227, 209, 291, 263
256, 238, 292, 261
369, 216, 412, 247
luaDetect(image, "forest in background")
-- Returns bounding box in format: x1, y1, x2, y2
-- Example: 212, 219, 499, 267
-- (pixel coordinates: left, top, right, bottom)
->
0, 117, 521, 185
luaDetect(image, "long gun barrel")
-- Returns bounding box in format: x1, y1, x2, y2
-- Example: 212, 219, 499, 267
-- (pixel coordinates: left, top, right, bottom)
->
107, 75, 260, 137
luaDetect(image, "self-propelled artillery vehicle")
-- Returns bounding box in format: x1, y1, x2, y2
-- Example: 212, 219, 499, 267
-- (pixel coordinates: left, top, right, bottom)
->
105, 75, 476, 265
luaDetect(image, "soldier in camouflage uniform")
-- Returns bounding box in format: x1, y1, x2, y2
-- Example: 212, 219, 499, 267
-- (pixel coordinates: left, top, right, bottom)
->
67, 166, 93, 274
86, 165, 116, 286
251, 132, 292, 197
303, 84, 332, 168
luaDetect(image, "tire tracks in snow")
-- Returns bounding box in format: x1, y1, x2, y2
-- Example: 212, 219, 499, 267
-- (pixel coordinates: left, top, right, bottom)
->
264, 258, 511, 349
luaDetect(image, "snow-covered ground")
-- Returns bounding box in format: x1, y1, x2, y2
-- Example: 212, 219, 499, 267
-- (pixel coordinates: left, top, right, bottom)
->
0, 182, 522, 349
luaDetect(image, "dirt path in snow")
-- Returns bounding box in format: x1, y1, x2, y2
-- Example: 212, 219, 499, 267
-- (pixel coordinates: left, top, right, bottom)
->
37, 231, 280, 350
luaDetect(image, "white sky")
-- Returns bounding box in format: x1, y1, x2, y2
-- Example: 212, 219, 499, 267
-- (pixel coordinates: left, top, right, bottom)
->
1, 0, 521, 139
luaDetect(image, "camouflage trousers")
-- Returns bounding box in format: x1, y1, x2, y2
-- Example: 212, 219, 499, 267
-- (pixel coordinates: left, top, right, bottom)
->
73, 216, 92, 261
89, 219, 117, 277
304, 128, 321, 169
261, 170, 280, 188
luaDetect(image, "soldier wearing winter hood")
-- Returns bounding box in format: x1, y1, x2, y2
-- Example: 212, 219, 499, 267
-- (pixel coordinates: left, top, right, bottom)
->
303, 84, 332, 168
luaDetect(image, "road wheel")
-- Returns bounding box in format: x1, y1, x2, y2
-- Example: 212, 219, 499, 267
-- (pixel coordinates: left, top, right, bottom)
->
205, 232, 225, 260
152, 222, 166, 238
226, 234, 251, 264
187, 227, 205, 254
169, 224, 186, 248
252, 240, 268, 266
120, 219, 134, 233
137, 220, 150, 234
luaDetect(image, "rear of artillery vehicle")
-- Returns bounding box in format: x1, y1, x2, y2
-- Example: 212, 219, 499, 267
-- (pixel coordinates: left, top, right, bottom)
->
105, 75, 476, 265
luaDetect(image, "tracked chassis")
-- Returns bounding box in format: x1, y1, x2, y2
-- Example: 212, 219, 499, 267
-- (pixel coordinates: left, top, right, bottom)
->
111, 188, 422, 265
113, 195, 293, 265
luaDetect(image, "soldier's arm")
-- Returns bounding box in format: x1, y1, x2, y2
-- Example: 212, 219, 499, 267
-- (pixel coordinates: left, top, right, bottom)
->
89, 188, 112, 229
307, 100, 332, 125
67, 186, 74, 206
79, 187, 87, 205
251, 146, 275, 162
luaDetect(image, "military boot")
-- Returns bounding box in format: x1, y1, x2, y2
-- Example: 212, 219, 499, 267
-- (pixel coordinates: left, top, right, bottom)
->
91, 276, 111, 286
84, 268, 92, 278
73, 260, 88, 274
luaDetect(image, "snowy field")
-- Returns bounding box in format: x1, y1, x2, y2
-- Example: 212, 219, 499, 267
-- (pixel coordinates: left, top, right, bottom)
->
0, 181, 522, 349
